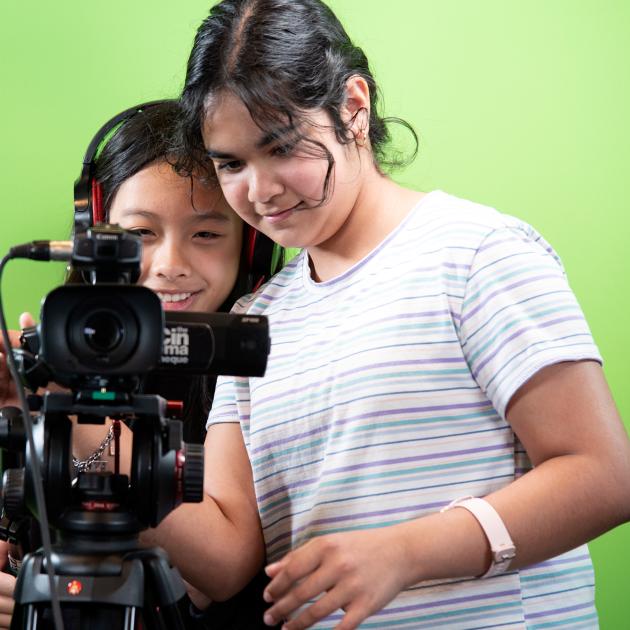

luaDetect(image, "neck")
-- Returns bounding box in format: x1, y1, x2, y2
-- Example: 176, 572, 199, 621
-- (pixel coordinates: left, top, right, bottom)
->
307, 171, 425, 282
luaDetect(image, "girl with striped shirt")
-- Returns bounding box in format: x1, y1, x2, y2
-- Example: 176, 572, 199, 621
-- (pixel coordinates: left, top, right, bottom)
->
147, 1, 630, 628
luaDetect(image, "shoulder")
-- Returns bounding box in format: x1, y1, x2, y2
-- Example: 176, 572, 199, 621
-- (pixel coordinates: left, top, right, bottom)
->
412, 191, 561, 268
415, 191, 530, 238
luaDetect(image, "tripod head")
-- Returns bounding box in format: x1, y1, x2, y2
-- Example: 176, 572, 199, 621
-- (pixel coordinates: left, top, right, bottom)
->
1, 391, 203, 535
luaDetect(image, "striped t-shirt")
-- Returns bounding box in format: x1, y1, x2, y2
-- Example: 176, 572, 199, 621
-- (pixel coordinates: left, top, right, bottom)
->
209, 190, 601, 629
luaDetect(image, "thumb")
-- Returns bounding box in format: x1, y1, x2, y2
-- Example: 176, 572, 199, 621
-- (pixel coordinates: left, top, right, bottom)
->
18, 312, 36, 329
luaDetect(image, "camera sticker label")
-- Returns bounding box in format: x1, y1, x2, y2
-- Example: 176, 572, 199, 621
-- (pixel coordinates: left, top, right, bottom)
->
162, 326, 190, 365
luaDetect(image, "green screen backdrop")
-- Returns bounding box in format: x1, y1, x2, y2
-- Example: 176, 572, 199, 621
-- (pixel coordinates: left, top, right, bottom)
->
1, 1, 628, 627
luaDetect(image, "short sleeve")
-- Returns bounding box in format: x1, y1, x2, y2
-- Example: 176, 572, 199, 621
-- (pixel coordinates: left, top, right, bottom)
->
206, 375, 240, 429
206, 294, 256, 432
458, 224, 601, 419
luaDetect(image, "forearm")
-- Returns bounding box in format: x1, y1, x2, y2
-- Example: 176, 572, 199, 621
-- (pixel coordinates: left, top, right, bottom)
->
141, 493, 265, 601
396, 451, 630, 586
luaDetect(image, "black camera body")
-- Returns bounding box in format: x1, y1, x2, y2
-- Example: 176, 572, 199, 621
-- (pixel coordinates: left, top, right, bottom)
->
15, 224, 270, 394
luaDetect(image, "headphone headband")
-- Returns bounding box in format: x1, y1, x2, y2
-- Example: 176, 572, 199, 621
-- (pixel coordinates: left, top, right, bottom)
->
73, 100, 172, 231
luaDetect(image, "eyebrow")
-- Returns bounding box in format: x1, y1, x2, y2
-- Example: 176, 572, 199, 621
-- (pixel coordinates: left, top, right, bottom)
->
113, 209, 230, 223
206, 124, 297, 159
257, 125, 296, 148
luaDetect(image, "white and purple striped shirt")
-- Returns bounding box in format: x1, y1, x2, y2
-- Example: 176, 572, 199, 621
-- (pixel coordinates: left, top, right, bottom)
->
209, 191, 601, 629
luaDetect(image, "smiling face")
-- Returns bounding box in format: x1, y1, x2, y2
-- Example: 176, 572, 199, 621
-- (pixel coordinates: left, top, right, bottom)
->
202, 90, 366, 252
108, 160, 243, 312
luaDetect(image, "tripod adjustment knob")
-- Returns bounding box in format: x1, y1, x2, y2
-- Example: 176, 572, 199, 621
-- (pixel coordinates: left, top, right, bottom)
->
181, 442, 204, 503
2, 467, 26, 519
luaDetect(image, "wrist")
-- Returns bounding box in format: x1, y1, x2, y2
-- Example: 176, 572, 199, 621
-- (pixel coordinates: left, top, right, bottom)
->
441, 496, 516, 577
395, 508, 494, 585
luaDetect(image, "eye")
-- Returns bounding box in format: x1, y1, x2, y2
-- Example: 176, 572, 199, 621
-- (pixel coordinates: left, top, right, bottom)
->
272, 142, 296, 157
127, 228, 156, 239
194, 230, 221, 241
216, 159, 243, 172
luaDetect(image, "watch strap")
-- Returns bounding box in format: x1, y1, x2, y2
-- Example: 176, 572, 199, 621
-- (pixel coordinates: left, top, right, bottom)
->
441, 496, 516, 578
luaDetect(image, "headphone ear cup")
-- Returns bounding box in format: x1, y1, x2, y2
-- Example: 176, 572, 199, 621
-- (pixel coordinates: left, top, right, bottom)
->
91, 180, 104, 224
74, 166, 93, 229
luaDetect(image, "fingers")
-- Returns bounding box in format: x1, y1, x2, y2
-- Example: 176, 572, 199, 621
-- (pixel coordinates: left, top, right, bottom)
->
273, 586, 349, 630
18, 313, 35, 330
0, 324, 26, 407
263, 563, 338, 627
267, 588, 373, 630
0, 570, 16, 605
0, 331, 21, 354
332, 601, 372, 630
261, 529, 407, 630
0, 567, 17, 629
264, 543, 323, 601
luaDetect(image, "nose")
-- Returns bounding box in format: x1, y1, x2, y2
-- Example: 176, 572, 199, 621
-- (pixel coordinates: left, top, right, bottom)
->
247, 165, 284, 205
152, 239, 191, 281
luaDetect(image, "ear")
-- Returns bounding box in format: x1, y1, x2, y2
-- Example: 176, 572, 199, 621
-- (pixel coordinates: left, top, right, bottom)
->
342, 75, 371, 134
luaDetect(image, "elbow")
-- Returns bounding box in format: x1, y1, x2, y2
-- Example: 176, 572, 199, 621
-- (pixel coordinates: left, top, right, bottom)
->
595, 448, 630, 528
205, 555, 265, 602
614, 460, 630, 525
196, 536, 266, 602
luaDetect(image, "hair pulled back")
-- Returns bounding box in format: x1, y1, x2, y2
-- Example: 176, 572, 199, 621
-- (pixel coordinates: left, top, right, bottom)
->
179, 0, 416, 176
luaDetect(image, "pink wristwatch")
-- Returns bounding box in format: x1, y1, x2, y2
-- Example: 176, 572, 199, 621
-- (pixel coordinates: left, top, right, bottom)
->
441, 496, 516, 578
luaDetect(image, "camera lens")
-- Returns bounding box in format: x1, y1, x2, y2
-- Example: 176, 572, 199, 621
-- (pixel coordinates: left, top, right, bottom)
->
45, 286, 163, 378
83, 311, 123, 353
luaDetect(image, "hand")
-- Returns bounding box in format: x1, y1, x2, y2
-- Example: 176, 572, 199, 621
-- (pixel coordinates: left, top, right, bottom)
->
262, 527, 410, 630
0, 541, 16, 630
0, 312, 35, 408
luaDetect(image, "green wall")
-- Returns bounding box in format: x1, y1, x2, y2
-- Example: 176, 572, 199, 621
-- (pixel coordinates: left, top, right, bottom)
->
1, 1, 628, 627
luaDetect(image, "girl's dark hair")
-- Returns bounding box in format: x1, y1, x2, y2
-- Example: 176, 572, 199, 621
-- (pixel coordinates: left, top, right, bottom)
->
179, 0, 417, 187
94, 100, 211, 215
68, 100, 251, 442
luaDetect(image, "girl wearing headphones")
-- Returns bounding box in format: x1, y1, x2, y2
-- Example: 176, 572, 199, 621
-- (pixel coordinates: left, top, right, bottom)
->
141, 2, 630, 629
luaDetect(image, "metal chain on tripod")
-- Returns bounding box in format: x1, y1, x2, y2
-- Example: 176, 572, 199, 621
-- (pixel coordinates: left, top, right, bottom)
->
72, 424, 114, 472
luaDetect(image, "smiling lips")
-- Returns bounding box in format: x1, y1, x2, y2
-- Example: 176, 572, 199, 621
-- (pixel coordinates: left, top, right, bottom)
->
261, 202, 302, 224
156, 291, 199, 311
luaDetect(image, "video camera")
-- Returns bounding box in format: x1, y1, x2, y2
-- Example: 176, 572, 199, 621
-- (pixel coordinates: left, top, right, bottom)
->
0, 224, 270, 629
15, 223, 269, 393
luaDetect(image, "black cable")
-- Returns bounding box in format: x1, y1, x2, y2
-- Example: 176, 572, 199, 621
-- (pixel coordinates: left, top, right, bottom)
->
0, 252, 65, 630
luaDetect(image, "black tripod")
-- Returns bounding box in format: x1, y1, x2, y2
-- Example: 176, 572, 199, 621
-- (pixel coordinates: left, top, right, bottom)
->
1, 391, 203, 630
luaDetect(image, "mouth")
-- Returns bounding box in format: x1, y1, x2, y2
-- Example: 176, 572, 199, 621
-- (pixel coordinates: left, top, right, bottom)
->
261, 202, 303, 224
155, 291, 199, 311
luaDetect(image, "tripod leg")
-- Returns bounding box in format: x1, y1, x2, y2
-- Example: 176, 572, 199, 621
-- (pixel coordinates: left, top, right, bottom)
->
128, 548, 186, 630
123, 606, 137, 630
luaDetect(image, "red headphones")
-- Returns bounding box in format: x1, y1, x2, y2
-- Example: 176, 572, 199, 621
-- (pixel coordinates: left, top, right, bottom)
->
73, 100, 281, 287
